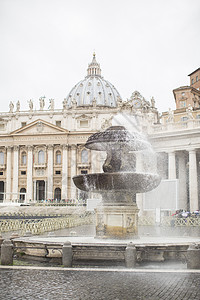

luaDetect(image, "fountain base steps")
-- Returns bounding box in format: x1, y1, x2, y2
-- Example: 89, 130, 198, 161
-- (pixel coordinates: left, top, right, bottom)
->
95, 204, 139, 239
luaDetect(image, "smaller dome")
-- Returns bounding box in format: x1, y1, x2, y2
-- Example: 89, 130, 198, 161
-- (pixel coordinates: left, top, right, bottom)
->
66, 54, 122, 107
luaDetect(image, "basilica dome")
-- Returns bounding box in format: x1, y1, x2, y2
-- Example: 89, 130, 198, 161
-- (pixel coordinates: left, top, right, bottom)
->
66, 54, 122, 107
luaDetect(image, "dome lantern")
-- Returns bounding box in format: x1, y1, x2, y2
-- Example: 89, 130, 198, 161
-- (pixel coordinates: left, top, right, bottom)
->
87, 52, 101, 76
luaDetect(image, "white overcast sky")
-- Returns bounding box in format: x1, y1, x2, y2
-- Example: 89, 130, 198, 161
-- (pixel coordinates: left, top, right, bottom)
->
0, 0, 199, 113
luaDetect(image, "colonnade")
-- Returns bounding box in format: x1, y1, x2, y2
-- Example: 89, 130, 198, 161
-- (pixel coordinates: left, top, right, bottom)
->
159, 149, 199, 212
2, 144, 200, 211
2, 144, 91, 202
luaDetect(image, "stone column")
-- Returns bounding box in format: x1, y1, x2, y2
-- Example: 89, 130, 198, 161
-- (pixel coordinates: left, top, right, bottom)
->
187, 244, 200, 269
136, 151, 143, 215
62, 144, 68, 200
178, 153, 187, 210
1, 239, 13, 265
62, 241, 72, 267
168, 151, 176, 179
47, 145, 53, 200
26, 146, 33, 202
5, 146, 12, 202
12, 146, 19, 201
189, 149, 198, 212
91, 150, 98, 173
33, 180, 36, 201
125, 243, 136, 268
70, 145, 77, 200
157, 152, 168, 179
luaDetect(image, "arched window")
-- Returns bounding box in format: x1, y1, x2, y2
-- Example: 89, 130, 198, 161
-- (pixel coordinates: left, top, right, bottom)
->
38, 150, 45, 164
0, 152, 4, 165
81, 149, 88, 164
56, 150, 61, 164
21, 151, 27, 165
20, 188, 26, 202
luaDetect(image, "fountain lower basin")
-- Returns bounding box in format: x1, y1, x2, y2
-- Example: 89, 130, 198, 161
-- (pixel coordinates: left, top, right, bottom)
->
12, 232, 200, 268
73, 172, 161, 194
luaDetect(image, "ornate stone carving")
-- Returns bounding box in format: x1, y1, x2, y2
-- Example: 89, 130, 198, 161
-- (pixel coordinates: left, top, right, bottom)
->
71, 98, 77, 109
36, 169, 45, 176
16, 101, 20, 112
9, 101, 14, 113
71, 144, 77, 150
36, 121, 44, 132
13, 145, 19, 151
27, 145, 33, 151
151, 97, 155, 108
28, 99, 33, 112
101, 115, 113, 130
48, 99, 54, 111
117, 96, 123, 108
167, 108, 174, 123
39, 96, 45, 110
47, 144, 54, 150
92, 98, 97, 107
186, 104, 194, 119
76, 114, 92, 120
62, 144, 69, 150
62, 98, 68, 110
7, 146, 12, 151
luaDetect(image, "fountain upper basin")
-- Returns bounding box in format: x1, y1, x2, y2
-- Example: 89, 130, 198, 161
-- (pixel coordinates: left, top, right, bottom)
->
73, 172, 161, 193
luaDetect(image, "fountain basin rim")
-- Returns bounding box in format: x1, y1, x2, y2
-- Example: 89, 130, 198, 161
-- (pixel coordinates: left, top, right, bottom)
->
73, 172, 161, 193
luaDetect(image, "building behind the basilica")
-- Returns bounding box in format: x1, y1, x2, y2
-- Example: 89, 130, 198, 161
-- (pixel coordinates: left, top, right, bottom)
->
0, 54, 200, 215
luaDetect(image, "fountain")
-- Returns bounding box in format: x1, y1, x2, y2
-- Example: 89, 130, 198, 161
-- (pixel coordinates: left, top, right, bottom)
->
11, 125, 200, 268
73, 125, 161, 239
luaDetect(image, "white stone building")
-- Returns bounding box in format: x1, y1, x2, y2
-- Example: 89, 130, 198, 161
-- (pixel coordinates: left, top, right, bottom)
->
0, 54, 199, 214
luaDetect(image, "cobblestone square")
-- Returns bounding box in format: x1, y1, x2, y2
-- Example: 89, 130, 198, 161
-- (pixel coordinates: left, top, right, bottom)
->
1, 267, 200, 300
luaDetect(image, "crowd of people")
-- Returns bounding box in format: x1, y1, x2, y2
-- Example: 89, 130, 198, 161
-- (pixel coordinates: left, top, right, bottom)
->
172, 209, 200, 218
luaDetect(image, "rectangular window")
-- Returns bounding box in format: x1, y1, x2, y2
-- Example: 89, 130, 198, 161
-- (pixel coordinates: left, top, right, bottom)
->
181, 116, 188, 122
38, 150, 45, 164
56, 121, 61, 127
80, 120, 89, 128
0, 171, 3, 175
22, 153, 27, 165
196, 76, 198, 82
21, 171, 26, 175
55, 170, 61, 175
180, 101, 186, 108
0, 152, 4, 165
81, 170, 88, 174
0, 124, 5, 131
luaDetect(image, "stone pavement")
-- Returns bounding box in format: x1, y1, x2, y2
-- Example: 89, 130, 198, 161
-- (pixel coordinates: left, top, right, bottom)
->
0, 266, 200, 300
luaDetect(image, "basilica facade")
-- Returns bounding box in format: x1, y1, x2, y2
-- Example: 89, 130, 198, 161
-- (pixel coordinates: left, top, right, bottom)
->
0, 54, 200, 214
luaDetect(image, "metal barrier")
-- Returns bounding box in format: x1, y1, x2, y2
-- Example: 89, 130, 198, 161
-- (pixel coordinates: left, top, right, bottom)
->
138, 216, 155, 226
0, 214, 94, 235
139, 215, 200, 227
161, 216, 200, 227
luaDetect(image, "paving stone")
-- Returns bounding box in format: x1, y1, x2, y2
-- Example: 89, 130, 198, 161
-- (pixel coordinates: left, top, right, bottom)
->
0, 268, 200, 300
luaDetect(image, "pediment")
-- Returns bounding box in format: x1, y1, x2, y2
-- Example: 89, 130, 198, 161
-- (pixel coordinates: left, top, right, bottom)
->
75, 114, 92, 120
11, 119, 68, 135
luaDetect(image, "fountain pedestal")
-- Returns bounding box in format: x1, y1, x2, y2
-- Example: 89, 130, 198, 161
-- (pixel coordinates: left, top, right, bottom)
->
95, 203, 139, 239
